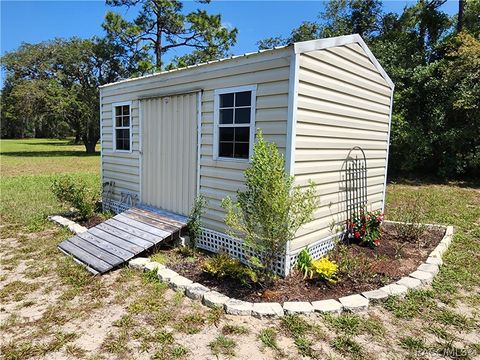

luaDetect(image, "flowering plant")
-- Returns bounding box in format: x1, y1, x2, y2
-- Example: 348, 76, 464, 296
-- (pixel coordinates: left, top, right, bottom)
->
311, 257, 338, 283
347, 209, 384, 248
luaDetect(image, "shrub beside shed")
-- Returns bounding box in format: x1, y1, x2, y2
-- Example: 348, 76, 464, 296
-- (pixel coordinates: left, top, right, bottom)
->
99, 34, 394, 275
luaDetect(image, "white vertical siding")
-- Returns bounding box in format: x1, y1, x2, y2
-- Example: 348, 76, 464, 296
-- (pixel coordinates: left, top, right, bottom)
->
291, 43, 393, 252
141, 94, 197, 216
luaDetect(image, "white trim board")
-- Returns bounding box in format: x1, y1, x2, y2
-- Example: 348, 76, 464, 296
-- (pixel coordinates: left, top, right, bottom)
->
138, 100, 143, 202
196, 90, 202, 197
381, 87, 395, 214
99, 90, 104, 190
285, 53, 299, 177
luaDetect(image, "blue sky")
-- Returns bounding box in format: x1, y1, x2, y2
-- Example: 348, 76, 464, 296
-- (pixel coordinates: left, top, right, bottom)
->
1, 0, 459, 60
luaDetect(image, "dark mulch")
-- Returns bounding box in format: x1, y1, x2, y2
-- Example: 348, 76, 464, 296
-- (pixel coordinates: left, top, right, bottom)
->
80, 214, 106, 228
63, 212, 106, 229
162, 223, 445, 303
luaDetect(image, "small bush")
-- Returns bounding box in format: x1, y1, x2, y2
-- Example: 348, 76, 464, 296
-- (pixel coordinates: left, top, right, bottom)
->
202, 252, 258, 285
222, 130, 317, 278
330, 244, 375, 282
296, 248, 314, 279
331, 335, 364, 359
51, 175, 97, 220
186, 195, 207, 248
347, 209, 383, 248
392, 194, 428, 245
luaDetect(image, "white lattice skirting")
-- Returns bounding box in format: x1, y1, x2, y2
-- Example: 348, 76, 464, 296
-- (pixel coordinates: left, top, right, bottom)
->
196, 228, 287, 276
197, 228, 341, 276
103, 200, 132, 214
286, 232, 341, 270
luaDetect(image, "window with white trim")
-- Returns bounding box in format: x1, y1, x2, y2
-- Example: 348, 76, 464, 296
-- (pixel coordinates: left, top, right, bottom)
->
114, 104, 131, 151
214, 86, 256, 160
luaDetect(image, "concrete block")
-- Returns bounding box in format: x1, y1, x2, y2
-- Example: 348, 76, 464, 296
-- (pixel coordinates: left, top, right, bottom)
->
185, 283, 210, 300
251, 302, 284, 318
362, 289, 389, 303
129, 257, 151, 270
409, 270, 434, 285
202, 291, 230, 308
156, 267, 177, 281
283, 302, 314, 315
224, 299, 253, 316
338, 294, 369, 312
380, 284, 408, 297
396, 276, 422, 289
169, 275, 193, 291
311, 299, 343, 313
426, 257, 443, 266
417, 263, 439, 276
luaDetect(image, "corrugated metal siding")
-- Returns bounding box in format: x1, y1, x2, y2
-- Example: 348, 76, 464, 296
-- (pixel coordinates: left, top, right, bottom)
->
291, 43, 393, 252
100, 48, 291, 232
141, 94, 197, 215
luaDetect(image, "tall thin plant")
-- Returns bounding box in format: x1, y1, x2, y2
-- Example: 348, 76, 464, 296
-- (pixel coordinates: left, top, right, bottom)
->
187, 195, 207, 248
222, 130, 318, 276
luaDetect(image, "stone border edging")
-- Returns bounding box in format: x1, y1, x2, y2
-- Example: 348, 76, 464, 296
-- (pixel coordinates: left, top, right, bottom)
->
48, 215, 88, 234
129, 224, 454, 318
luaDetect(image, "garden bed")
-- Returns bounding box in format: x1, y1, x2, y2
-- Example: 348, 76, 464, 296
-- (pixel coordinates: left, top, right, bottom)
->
159, 223, 445, 303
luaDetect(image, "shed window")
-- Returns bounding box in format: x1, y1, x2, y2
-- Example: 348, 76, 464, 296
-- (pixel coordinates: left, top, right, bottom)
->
114, 104, 131, 151
214, 86, 256, 160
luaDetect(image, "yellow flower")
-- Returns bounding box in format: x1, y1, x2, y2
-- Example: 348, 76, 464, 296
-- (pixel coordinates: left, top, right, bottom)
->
311, 257, 338, 283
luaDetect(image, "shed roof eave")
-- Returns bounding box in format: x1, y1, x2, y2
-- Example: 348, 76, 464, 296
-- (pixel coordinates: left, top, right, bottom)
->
99, 45, 293, 90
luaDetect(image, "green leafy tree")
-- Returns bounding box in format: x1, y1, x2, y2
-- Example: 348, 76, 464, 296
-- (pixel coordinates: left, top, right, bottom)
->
319, 0, 383, 39
257, 0, 382, 48
1, 37, 127, 152
257, 21, 320, 50
436, 33, 480, 176
103, 0, 238, 72
221, 130, 318, 276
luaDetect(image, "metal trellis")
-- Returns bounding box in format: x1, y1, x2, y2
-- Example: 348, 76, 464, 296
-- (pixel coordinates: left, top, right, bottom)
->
345, 146, 368, 230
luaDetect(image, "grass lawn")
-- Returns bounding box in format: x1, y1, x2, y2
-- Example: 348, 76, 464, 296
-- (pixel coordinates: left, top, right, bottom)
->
0, 138, 100, 231
1, 139, 479, 360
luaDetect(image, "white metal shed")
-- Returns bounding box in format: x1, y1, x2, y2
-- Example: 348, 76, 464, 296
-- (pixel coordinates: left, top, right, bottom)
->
99, 34, 394, 275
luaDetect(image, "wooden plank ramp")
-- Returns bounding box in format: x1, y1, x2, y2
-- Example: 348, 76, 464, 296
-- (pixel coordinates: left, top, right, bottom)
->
58, 205, 188, 274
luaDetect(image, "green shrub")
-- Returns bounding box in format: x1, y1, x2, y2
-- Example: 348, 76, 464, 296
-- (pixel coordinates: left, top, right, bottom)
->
51, 175, 98, 219
392, 194, 428, 246
222, 130, 317, 277
202, 252, 258, 285
297, 248, 314, 279
186, 195, 207, 248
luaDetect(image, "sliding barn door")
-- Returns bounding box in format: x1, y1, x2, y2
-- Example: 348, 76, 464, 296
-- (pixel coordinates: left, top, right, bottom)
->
140, 93, 198, 215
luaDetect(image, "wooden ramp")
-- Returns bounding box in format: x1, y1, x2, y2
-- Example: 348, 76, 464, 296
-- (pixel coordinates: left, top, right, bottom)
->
58, 205, 188, 274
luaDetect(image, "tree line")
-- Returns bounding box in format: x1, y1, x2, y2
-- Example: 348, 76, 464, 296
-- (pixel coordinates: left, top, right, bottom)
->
1, 0, 237, 153
1, 0, 479, 179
